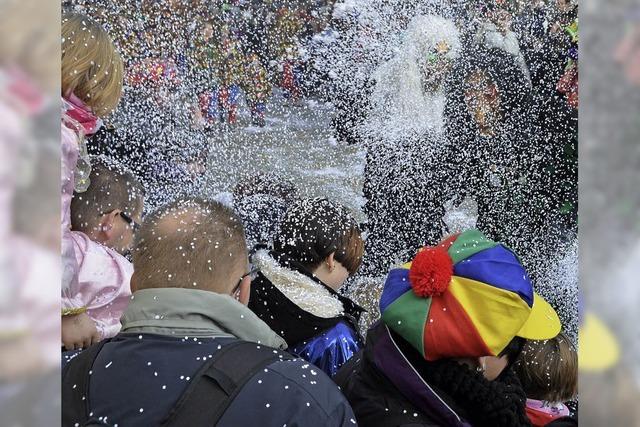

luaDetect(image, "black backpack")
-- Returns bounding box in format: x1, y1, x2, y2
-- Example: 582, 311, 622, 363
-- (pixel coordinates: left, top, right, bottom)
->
62, 339, 295, 426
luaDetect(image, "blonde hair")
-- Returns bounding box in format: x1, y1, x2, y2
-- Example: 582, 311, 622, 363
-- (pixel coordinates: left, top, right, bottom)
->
514, 332, 578, 403
61, 13, 124, 116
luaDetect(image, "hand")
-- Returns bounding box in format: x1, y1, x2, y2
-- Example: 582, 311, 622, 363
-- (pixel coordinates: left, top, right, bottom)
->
61, 312, 101, 351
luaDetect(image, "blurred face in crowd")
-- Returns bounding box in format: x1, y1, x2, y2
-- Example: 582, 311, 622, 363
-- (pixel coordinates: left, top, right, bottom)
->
464, 69, 501, 135
202, 23, 213, 40
419, 40, 453, 93
492, 8, 513, 33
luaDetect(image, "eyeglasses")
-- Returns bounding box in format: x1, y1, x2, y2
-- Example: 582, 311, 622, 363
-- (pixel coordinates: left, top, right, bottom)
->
100, 210, 141, 232
119, 211, 141, 232
232, 267, 258, 297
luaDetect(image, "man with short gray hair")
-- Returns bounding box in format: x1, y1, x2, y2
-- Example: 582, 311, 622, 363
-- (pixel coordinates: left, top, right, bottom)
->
131, 198, 249, 296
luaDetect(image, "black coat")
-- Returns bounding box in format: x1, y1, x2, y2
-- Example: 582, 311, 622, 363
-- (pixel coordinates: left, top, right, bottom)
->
62, 333, 356, 427
516, 10, 579, 234
442, 46, 575, 281
334, 334, 443, 427
445, 119, 536, 243
548, 416, 578, 426
248, 249, 364, 346
335, 322, 531, 427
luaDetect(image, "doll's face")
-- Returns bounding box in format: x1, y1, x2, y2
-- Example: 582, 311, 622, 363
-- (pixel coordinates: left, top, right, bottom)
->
419, 41, 453, 93
464, 69, 501, 132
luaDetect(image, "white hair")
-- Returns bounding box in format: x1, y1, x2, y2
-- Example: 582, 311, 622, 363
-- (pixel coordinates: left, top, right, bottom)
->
361, 15, 461, 140
402, 15, 461, 62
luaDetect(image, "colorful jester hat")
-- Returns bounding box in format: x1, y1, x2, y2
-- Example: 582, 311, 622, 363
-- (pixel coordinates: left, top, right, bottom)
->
379, 229, 561, 361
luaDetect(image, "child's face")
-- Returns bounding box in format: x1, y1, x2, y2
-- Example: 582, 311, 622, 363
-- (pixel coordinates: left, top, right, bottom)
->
112, 209, 141, 255
323, 260, 350, 291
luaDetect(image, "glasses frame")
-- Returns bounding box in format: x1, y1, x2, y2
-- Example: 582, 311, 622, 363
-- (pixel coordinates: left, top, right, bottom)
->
119, 211, 141, 232
100, 210, 141, 232
232, 267, 258, 297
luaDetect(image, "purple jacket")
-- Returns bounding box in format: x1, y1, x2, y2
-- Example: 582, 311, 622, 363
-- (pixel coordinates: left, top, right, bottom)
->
334, 321, 472, 427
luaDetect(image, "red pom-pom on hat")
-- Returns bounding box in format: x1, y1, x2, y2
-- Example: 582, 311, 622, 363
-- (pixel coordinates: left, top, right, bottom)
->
409, 246, 454, 298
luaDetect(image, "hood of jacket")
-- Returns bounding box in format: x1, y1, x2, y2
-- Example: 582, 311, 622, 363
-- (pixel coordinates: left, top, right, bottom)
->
248, 248, 364, 346
121, 287, 287, 350
252, 248, 344, 318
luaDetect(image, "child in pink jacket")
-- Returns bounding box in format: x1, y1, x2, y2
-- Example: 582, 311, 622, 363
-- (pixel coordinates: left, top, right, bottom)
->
61, 13, 124, 348
62, 158, 144, 350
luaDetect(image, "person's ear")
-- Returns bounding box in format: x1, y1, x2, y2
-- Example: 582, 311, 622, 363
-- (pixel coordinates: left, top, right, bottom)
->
98, 210, 119, 241
238, 275, 251, 306
326, 252, 336, 273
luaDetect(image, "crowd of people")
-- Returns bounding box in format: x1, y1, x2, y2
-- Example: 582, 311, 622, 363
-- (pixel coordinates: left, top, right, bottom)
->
68, 0, 334, 125
60, 0, 339, 215
327, 0, 578, 281
315, 0, 579, 338
60, 0, 579, 426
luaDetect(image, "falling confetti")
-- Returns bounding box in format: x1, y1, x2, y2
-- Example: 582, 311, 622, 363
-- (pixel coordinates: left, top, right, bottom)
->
61, 0, 578, 421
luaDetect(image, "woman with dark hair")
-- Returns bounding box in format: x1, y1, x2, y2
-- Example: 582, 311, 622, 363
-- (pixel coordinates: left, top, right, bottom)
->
335, 229, 562, 427
248, 198, 365, 377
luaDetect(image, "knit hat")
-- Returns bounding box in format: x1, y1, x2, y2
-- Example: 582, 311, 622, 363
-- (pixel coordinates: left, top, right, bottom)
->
379, 229, 561, 361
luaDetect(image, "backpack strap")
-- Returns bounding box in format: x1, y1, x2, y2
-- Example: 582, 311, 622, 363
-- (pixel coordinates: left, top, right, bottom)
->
62, 340, 111, 426
161, 340, 295, 427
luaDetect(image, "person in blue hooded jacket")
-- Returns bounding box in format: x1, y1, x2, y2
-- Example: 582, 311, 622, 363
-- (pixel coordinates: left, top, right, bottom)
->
248, 197, 365, 377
